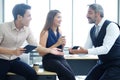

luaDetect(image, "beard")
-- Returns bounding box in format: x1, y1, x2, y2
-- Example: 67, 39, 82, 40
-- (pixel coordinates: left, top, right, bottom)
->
87, 17, 96, 24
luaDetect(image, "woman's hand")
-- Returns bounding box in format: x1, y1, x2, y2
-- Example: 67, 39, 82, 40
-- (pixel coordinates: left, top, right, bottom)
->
56, 36, 66, 46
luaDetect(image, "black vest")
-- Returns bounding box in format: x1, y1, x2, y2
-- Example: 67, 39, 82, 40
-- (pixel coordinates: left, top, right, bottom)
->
90, 20, 120, 63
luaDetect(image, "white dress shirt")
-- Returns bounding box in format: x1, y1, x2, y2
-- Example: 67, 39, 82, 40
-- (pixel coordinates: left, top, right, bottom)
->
84, 18, 120, 55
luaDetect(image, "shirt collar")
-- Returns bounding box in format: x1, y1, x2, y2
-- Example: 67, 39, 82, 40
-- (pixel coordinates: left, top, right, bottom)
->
95, 18, 106, 30
11, 21, 25, 31
98, 18, 106, 27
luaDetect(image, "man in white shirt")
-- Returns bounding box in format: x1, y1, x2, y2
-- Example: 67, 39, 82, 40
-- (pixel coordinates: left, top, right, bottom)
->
0, 3, 63, 80
69, 3, 120, 80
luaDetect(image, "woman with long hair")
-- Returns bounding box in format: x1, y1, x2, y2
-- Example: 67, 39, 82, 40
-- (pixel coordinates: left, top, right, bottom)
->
39, 10, 76, 80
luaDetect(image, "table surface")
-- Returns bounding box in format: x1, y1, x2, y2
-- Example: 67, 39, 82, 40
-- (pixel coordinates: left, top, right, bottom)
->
64, 54, 98, 60
37, 69, 56, 75
7, 69, 56, 76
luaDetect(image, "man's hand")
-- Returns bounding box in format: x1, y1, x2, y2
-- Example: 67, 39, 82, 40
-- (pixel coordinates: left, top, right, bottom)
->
13, 48, 26, 56
37, 46, 64, 56
69, 46, 88, 54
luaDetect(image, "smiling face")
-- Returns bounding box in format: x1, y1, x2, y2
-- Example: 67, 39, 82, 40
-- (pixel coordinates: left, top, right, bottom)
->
53, 13, 62, 27
86, 8, 97, 24
21, 9, 32, 27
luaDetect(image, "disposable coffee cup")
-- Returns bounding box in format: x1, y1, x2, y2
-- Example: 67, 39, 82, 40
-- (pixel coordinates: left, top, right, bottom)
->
33, 64, 39, 72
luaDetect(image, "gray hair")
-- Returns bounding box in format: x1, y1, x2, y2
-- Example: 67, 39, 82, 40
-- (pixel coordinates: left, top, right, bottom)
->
88, 3, 104, 18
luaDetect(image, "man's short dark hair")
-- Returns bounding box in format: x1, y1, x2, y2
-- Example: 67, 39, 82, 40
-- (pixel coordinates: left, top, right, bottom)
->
12, 3, 31, 20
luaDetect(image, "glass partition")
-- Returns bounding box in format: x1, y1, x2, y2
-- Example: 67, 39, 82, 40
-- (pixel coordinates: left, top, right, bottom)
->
4, 0, 26, 22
